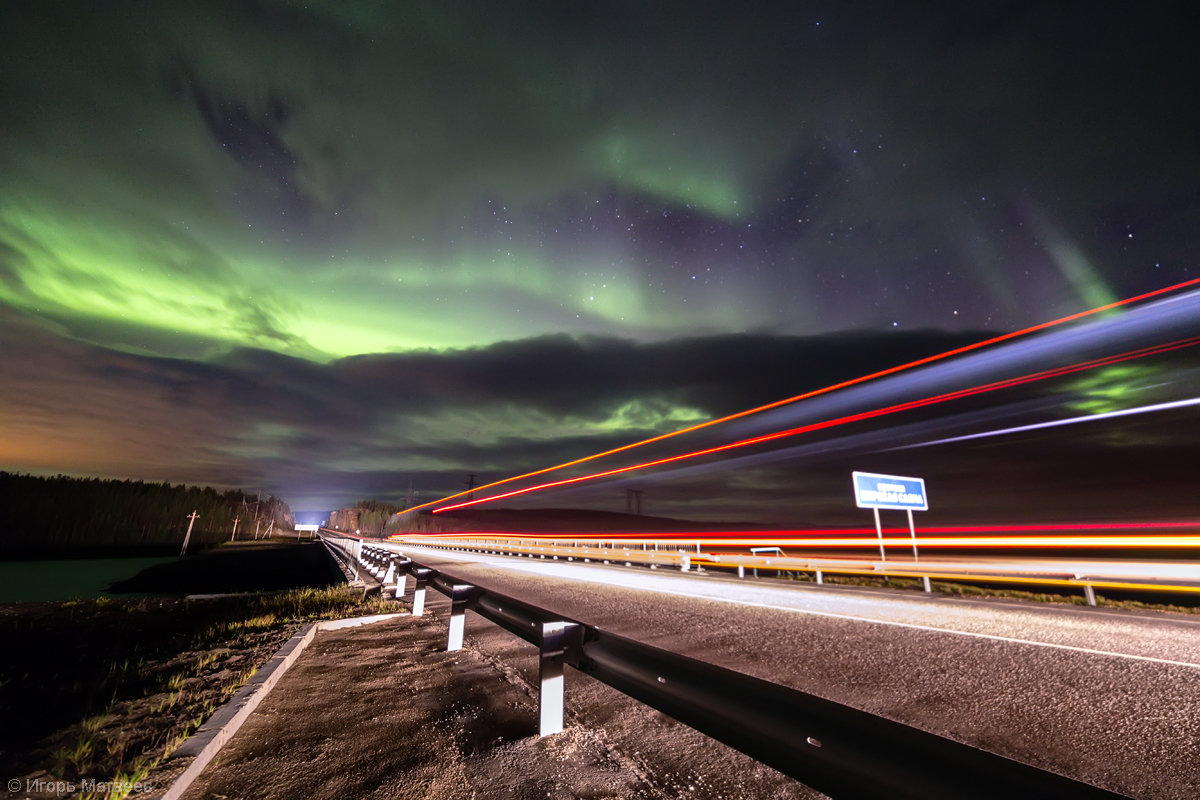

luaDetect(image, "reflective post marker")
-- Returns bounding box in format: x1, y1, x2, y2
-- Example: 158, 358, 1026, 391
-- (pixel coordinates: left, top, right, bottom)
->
412, 577, 426, 616
539, 622, 578, 736
446, 584, 472, 651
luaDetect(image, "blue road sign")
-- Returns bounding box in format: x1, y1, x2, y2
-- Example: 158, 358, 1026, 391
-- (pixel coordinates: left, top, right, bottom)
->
852, 471, 929, 511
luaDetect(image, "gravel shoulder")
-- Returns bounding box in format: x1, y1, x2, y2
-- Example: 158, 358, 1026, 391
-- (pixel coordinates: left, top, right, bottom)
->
180, 607, 820, 800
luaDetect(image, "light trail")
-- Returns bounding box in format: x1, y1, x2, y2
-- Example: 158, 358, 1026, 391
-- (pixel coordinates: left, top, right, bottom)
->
401, 277, 1200, 515
434, 335, 1200, 513
906, 396, 1200, 448
399, 532, 1200, 549
384, 544, 1200, 668
413, 520, 1200, 539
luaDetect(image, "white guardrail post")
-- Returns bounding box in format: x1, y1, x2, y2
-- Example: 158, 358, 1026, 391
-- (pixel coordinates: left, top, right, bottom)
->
411, 568, 431, 616
446, 583, 472, 651
394, 560, 408, 599
538, 621, 578, 736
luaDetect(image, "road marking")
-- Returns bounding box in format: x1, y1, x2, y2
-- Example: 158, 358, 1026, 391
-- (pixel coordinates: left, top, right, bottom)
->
631, 584, 1200, 670
397, 546, 1200, 671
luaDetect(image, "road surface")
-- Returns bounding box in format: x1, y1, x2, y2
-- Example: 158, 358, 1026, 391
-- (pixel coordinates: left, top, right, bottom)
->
387, 543, 1200, 799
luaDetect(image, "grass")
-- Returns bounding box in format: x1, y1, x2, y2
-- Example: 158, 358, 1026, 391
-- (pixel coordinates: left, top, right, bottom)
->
12, 585, 399, 795
191, 651, 220, 673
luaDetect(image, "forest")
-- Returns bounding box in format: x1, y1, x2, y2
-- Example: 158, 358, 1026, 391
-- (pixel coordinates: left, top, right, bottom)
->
327, 498, 403, 537
0, 472, 293, 557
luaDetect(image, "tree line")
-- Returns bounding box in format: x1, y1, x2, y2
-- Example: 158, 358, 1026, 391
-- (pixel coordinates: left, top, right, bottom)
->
327, 498, 404, 537
0, 472, 293, 557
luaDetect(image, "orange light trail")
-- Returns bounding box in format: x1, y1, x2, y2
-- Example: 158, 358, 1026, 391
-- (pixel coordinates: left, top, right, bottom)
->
434, 335, 1200, 513
399, 277, 1200, 515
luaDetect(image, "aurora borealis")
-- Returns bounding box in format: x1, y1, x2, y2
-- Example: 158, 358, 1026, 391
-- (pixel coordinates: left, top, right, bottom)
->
2, 2, 1197, 516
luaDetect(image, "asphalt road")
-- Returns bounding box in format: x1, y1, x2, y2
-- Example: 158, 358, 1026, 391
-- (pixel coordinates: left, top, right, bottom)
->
386, 544, 1200, 799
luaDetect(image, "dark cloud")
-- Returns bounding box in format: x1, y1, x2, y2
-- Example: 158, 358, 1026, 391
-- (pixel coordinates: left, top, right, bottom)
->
0, 303, 994, 506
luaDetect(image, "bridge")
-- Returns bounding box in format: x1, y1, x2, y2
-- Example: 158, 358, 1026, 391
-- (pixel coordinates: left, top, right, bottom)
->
152, 527, 1196, 799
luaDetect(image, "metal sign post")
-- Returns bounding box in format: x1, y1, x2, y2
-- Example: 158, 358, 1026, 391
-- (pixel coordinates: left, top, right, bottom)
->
852, 472, 931, 592
872, 508, 886, 562
906, 509, 919, 561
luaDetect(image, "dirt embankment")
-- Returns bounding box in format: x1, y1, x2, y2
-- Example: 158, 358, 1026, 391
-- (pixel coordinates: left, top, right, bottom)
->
177, 602, 818, 800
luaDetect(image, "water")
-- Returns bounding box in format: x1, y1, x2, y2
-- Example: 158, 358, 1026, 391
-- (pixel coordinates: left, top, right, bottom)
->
0, 556, 178, 602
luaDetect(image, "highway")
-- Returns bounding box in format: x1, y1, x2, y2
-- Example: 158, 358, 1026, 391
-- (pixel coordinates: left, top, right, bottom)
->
391, 531, 1200, 599
383, 543, 1200, 799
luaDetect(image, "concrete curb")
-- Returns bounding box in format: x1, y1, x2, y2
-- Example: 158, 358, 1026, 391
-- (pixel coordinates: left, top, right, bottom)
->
160, 612, 406, 800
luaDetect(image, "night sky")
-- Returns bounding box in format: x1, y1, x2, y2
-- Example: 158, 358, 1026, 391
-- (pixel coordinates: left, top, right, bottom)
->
2, 2, 1197, 517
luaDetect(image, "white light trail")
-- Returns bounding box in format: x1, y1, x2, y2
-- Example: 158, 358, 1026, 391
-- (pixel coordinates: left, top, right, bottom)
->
906, 396, 1200, 448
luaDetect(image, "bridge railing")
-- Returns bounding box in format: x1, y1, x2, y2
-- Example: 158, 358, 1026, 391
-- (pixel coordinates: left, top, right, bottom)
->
319, 531, 1122, 799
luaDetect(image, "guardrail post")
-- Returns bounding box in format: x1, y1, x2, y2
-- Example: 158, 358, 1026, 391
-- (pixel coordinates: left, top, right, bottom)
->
681, 554, 691, 572
412, 576, 427, 617
539, 622, 579, 736
737, 565, 745, 579
1083, 584, 1097, 606
446, 584, 472, 651
922, 576, 932, 593
815, 569, 823, 584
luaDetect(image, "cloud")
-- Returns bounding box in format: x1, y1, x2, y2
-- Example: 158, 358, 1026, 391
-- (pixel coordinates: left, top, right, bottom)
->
0, 305, 993, 506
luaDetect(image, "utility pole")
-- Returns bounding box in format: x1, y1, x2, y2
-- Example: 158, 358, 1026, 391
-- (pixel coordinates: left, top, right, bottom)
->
254, 519, 261, 540
230, 515, 240, 542
465, 473, 478, 501
180, 510, 199, 557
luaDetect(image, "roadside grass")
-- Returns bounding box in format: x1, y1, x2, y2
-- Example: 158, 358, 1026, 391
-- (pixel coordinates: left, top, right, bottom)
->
8, 585, 397, 796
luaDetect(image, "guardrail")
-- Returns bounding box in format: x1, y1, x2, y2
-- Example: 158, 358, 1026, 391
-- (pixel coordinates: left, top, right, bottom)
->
387, 533, 1200, 605
320, 531, 1125, 799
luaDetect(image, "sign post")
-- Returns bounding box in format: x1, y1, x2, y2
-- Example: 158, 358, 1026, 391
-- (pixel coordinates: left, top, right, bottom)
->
852, 472, 932, 591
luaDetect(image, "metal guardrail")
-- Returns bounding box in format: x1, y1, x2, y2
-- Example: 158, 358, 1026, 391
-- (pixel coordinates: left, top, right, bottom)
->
321, 531, 1126, 799
389, 533, 1200, 605
318, 536, 361, 583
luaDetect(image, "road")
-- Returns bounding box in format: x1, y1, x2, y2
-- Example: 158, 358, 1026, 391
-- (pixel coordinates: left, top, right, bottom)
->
384, 543, 1200, 799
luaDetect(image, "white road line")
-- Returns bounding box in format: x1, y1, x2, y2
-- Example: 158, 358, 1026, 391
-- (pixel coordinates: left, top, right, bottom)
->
399, 546, 1200, 670
628, 583, 1200, 671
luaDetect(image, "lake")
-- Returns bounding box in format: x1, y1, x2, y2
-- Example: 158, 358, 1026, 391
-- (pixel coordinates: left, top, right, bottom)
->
0, 556, 178, 602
